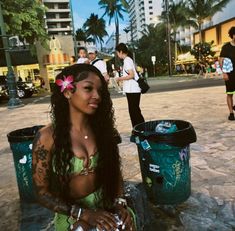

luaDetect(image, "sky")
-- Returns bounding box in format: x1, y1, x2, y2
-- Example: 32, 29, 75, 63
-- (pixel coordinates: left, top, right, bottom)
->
71, 0, 129, 43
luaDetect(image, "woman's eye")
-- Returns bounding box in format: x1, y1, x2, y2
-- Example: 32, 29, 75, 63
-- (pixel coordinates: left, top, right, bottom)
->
84, 86, 93, 91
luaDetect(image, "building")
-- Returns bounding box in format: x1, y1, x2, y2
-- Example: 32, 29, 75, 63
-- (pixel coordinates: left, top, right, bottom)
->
35, 0, 76, 89
175, 0, 235, 47
42, 0, 73, 35
128, 0, 163, 41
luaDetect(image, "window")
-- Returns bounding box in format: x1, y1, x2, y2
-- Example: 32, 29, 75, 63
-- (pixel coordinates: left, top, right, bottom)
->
149, 12, 153, 15
59, 13, 70, 19
149, 0, 152, 3
47, 23, 57, 29
47, 13, 56, 19
58, 3, 69, 9
149, 6, 153, 9
44, 3, 54, 9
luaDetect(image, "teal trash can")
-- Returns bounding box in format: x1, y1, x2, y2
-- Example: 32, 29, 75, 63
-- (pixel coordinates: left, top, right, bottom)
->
131, 120, 197, 205
7, 125, 44, 202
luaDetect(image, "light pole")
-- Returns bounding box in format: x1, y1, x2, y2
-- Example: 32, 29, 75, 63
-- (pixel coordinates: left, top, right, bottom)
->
165, 0, 172, 76
69, 0, 78, 58
0, 2, 23, 108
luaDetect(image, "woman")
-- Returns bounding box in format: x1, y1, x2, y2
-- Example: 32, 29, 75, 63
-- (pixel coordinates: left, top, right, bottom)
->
32, 64, 135, 231
219, 26, 235, 120
115, 43, 145, 127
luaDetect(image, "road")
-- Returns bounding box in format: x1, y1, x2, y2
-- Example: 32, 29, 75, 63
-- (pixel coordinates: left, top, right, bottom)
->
0, 76, 224, 106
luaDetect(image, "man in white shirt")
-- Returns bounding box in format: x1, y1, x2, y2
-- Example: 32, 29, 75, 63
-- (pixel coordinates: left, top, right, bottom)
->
87, 47, 109, 82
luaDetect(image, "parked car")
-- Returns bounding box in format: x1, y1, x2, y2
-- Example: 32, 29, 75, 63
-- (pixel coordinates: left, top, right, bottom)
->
0, 75, 35, 99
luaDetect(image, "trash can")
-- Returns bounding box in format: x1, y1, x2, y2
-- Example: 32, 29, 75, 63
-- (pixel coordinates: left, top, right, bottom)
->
131, 120, 197, 205
7, 125, 44, 202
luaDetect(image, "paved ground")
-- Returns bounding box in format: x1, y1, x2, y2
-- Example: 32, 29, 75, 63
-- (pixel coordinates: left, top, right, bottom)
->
0, 84, 235, 230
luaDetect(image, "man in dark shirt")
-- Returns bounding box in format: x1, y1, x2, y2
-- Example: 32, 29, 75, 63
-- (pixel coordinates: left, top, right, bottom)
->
219, 26, 235, 120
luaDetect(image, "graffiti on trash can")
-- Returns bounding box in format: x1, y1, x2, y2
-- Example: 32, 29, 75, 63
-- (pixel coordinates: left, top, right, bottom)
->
149, 164, 160, 173
179, 146, 189, 161
173, 160, 183, 183
19, 155, 27, 164
164, 160, 183, 189
145, 177, 153, 187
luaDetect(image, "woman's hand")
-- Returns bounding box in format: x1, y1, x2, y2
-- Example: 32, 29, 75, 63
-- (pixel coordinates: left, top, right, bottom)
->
115, 205, 135, 230
81, 208, 118, 230
115, 77, 120, 83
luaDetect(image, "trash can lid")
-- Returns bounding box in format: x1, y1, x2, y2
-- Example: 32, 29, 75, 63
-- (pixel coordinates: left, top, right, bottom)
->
7, 125, 44, 143
131, 120, 196, 147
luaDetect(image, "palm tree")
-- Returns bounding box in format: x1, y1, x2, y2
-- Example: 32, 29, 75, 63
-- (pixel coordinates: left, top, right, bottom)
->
83, 13, 108, 47
161, 1, 195, 61
185, 0, 232, 43
75, 28, 93, 44
98, 0, 128, 46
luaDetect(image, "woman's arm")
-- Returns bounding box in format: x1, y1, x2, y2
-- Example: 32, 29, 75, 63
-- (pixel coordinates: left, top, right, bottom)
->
32, 126, 73, 216
116, 69, 135, 82
32, 127, 118, 229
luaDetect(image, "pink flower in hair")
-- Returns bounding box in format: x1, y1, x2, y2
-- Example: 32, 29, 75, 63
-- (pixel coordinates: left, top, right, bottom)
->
55, 75, 74, 92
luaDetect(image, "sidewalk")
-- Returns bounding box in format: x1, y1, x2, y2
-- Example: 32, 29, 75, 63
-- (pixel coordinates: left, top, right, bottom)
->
0, 86, 235, 230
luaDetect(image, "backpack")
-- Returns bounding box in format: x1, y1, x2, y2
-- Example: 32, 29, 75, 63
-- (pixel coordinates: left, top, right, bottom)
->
91, 58, 103, 66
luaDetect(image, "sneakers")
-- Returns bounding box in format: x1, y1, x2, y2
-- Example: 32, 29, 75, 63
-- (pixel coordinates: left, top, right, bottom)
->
228, 113, 235, 120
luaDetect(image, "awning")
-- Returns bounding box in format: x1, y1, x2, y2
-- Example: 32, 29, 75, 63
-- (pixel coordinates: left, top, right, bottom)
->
0, 49, 38, 67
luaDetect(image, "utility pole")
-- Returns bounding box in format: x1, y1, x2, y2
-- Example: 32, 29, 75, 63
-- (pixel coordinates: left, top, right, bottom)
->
0, 2, 23, 108
165, 0, 172, 76
69, 0, 78, 58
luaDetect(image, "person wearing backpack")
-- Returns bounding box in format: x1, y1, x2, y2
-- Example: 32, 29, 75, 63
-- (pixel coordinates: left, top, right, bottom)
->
88, 47, 110, 83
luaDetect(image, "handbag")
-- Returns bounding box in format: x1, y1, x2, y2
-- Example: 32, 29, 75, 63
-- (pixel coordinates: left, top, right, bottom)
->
136, 76, 150, 94
124, 69, 150, 94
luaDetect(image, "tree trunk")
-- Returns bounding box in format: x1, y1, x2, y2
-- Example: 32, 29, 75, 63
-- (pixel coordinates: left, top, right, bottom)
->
115, 15, 119, 47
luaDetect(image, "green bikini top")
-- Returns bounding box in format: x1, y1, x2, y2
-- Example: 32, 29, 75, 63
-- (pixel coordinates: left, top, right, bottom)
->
70, 152, 99, 176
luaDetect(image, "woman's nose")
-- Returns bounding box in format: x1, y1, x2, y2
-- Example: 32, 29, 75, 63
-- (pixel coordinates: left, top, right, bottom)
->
92, 90, 100, 100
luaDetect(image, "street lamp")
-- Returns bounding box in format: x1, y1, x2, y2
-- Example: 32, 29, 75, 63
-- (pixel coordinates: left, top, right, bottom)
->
0, 2, 23, 108
69, 0, 78, 58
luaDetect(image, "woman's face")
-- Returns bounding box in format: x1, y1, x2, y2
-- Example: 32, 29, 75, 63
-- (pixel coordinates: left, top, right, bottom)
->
68, 72, 102, 115
116, 50, 124, 59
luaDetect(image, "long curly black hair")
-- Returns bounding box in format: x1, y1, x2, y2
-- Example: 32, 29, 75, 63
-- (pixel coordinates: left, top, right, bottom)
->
50, 64, 121, 208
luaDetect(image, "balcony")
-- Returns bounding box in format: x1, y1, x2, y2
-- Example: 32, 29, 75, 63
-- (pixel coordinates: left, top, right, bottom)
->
46, 9, 70, 13
46, 18, 72, 23
47, 27, 72, 32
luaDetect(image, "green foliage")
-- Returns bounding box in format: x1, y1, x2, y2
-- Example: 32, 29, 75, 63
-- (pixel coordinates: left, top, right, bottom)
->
83, 13, 108, 46
98, 0, 128, 46
185, 0, 232, 42
135, 23, 172, 75
1, 0, 48, 45
75, 28, 93, 43
190, 41, 216, 63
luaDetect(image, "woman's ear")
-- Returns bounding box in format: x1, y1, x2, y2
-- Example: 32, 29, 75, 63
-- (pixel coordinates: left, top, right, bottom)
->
63, 90, 72, 99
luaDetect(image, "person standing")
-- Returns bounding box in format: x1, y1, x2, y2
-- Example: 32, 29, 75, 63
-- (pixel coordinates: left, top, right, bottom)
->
87, 47, 110, 82
115, 43, 145, 127
219, 26, 235, 121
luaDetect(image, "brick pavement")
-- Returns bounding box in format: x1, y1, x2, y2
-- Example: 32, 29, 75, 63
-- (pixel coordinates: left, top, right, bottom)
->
0, 86, 235, 230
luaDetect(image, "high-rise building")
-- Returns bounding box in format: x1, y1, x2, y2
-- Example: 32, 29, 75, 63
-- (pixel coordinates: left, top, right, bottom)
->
175, 0, 235, 46
42, 0, 73, 35
128, 0, 163, 41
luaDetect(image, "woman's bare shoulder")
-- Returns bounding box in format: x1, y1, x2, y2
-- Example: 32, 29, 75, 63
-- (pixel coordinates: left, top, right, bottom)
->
33, 124, 54, 150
